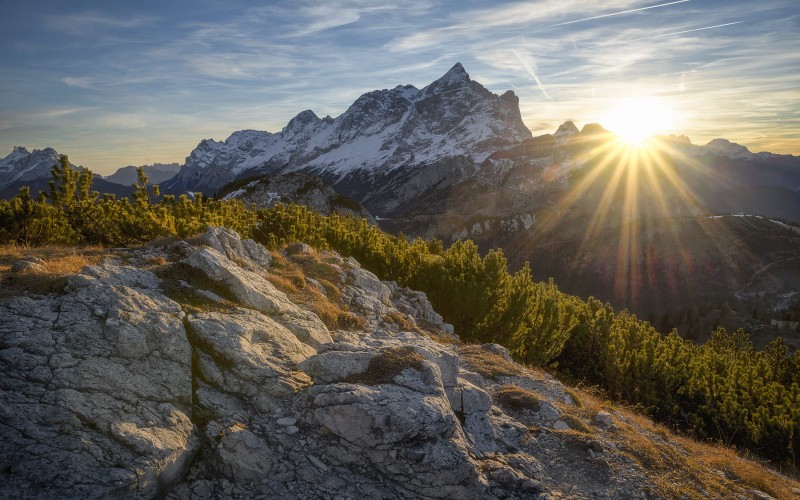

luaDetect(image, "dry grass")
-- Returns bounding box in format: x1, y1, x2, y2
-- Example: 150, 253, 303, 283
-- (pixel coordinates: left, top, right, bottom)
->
384, 310, 424, 334
678, 435, 800, 499
459, 344, 521, 380
495, 385, 542, 413
144, 255, 168, 267
553, 381, 800, 499
265, 247, 365, 331
0, 245, 104, 297
344, 347, 425, 385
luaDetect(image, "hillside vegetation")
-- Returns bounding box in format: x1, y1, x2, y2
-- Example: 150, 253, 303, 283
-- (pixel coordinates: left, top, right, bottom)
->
2, 157, 798, 470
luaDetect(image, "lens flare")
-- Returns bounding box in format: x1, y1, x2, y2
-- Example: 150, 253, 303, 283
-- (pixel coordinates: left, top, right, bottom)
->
601, 97, 675, 146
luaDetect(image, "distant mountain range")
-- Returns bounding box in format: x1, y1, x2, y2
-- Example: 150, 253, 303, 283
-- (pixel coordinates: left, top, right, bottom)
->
103, 163, 180, 186
2, 63, 799, 341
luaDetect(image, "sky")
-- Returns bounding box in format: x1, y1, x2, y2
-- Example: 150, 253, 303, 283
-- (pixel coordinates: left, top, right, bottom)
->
1, 0, 798, 174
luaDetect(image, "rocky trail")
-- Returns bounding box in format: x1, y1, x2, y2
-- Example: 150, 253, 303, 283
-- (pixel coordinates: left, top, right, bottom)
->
1, 228, 796, 499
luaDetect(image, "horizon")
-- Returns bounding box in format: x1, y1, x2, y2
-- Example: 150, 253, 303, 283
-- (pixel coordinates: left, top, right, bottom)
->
1, 0, 798, 174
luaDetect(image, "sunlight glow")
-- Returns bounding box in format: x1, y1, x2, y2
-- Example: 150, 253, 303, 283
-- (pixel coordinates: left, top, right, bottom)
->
533, 130, 736, 307
602, 97, 675, 146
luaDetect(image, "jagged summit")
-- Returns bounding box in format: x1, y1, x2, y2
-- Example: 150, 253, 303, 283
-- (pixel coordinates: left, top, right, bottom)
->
703, 138, 754, 159
163, 63, 532, 207
0, 146, 62, 185
555, 121, 579, 135
433, 62, 470, 86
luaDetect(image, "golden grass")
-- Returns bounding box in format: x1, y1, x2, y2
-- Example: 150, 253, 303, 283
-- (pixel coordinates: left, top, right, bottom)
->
344, 346, 424, 385
459, 344, 522, 380
384, 310, 424, 334
0, 245, 104, 296
555, 382, 800, 499
495, 385, 542, 412
265, 247, 365, 331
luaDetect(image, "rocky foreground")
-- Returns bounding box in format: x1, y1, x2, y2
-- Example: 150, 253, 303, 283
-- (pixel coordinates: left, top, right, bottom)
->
0, 229, 796, 499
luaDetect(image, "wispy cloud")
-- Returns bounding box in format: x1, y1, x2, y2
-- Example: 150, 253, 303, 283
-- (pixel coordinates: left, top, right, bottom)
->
44, 11, 158, 35
550, 0, 691, 27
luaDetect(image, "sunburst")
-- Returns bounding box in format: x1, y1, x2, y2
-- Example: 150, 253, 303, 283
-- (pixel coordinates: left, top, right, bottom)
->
601, 96, 675, 147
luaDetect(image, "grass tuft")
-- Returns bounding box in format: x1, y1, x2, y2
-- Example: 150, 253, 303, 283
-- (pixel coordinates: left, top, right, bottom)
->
0, 245, 103, 297
459, 344, 521, 379
495, 385, 542, 413
344, 347, 425, 385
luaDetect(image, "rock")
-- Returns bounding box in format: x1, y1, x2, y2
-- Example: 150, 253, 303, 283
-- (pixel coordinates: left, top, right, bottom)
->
199, 227, 272, 268
481, 343, 512, 361
211, 426, 274, 483
595, 411, 614, 428
297, 350, 376, 384
552, 420, 570, 431
184, 246, 331, 348
284, 242, 314, 256
188, 309, 315, 401
537, 400, 562, 424
448, 379, 492, 415
10, 259, 45, 273
312, 384, 456, 448
749, 490, 775, 500
277, 417, 297, 426
0, 263, 197, 498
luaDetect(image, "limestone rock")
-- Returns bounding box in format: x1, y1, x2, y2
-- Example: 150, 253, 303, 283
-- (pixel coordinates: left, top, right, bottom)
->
199, 226, 271, 268
0, 263, 197, 498
184, 246, 331, 349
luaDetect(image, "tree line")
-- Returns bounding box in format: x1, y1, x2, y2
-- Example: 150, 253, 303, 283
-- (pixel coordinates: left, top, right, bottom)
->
1, 157, 798, 468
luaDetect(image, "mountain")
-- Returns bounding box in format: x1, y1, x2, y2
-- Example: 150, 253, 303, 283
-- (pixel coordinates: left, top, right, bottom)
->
2, 227, 795, 498
0, 146, 67, 186
163, 62, 531, 213
104, 162, 180, 186
0, 146, 137, 200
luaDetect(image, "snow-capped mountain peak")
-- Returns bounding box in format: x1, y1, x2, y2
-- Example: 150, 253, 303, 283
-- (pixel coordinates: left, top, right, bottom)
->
431, 62, 470, 87
164, 63, 533, 206
0, 146, 61, 185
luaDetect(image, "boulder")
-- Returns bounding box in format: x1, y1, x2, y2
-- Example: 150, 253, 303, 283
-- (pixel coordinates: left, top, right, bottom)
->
199, 227, 271, 268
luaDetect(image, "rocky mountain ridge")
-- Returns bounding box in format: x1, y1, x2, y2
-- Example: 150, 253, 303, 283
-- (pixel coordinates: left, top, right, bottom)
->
217, 172, 374, 221
162, 63, 532, 212
0, 146, 68, 186
2, 228, 794, 499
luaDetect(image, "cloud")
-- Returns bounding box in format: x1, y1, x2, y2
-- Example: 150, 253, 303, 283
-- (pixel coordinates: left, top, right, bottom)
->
44, 11, 158, 36
61, 77, 94, 88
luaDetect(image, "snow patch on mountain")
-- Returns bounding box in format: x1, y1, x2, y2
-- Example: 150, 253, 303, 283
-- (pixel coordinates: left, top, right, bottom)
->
0, 146, 64, 186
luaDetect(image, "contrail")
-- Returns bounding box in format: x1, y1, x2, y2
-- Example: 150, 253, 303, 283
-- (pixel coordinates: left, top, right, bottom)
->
513, 50, 552, 100
551, 0, 690, 27
624, 21, 743, 42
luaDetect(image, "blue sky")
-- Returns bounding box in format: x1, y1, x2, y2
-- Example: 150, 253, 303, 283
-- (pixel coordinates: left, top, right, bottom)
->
1, 0, 798, 173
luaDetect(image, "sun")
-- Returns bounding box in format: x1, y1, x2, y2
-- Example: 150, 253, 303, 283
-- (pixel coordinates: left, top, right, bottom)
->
601, 96, 675, 146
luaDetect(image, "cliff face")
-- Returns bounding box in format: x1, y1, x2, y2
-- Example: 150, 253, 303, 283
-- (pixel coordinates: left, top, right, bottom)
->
0, 229, 794, 499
